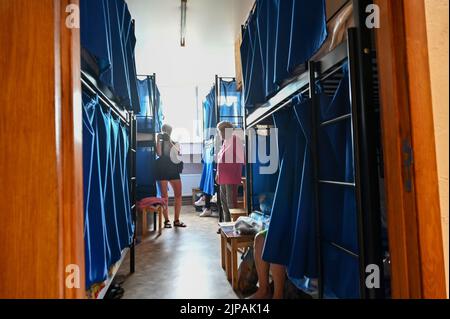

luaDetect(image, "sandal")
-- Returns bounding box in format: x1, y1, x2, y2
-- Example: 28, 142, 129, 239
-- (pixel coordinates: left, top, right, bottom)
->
164, 221, 172, 229
173, 220, 187, 228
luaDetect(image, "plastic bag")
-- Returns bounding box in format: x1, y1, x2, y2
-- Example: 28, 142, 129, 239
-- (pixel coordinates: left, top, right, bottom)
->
234, 217, 262, 235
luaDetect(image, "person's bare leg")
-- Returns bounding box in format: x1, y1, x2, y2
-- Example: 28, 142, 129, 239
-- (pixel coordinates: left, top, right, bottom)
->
249, 233, 272, 299
170, 179, 182, 223
271, 264, 286, 299
159, 181, 170, 222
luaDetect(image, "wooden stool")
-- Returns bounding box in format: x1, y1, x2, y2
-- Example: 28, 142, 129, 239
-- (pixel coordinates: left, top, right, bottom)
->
230, 208, 248, 222
219, 223, 255, 290
140, 205, 163, 236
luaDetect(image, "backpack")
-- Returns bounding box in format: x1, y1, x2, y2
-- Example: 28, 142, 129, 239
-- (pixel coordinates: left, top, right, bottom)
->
237, 248, 258, 295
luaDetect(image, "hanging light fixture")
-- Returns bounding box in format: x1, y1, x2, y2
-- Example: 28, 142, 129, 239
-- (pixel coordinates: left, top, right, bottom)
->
180, 0, 187, 47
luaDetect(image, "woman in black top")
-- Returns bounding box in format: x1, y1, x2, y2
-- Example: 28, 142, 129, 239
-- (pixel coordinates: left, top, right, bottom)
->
155, 124, 186, 228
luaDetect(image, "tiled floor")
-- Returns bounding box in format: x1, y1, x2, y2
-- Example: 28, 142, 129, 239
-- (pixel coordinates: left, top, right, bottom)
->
116, 206, 239, 299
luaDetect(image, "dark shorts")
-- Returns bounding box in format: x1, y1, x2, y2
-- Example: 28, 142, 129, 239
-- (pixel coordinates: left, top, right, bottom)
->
155, 157, 181, 181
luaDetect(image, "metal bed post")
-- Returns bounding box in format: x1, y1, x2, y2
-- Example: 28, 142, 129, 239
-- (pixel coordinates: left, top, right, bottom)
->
348, 0, 385, 297
129, 111, 137, 274
309, 61, 324, 299
144, 73, 159, 226
347, 27, 368, 299
214, 75, 224, 220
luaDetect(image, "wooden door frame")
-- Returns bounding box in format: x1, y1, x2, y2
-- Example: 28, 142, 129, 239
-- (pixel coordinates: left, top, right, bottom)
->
0, 0, 84, 298
55, 0, 85, 299
374, 0, 446, 298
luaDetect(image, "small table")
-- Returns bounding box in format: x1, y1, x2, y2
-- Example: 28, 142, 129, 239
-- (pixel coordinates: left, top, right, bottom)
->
219, 222, 255, 290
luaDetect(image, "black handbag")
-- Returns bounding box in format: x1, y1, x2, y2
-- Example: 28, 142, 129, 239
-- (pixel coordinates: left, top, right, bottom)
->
177, 161, 184, 174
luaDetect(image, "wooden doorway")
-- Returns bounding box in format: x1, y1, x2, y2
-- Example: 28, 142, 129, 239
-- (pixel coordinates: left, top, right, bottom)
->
374, 0, 447, 298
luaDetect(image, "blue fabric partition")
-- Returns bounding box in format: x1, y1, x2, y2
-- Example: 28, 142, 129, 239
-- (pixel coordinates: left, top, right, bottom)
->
81, 0, 140, 112
317, 65, 360, 299
136, 77, 165, 134
219, 80, 243, 127
80, 0, 113, 87
199, 143, 216, 196
137, 79, 153, 118
154, 87, 164, 133
203, 87, 217, 141
273, 0, 295, 85
249, 132, 279, 211
241, 8, 266, 109
82, 92, 134, 288
108, 0, 131, 107
257, 0, 279, 98
288, 0, 328, 73
136, 146, 156, 200
241, 0, 327, 107
262, 96, 317, 281
137, 78, 154, 134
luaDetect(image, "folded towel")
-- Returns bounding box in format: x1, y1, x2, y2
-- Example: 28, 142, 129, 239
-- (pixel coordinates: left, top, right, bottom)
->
137, 197, 168, 211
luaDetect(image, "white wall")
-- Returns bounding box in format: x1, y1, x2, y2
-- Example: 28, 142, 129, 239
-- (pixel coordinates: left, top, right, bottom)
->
424, 0, 449, 297
127, 0, 252, 142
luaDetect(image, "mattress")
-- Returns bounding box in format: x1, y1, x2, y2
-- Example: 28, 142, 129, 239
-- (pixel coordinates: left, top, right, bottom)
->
312, 2, 355, 60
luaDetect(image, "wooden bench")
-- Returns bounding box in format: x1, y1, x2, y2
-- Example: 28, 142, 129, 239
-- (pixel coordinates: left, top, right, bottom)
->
219, 222, 255, 290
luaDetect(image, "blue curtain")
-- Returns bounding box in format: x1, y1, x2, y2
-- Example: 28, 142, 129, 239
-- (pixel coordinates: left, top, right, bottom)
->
136, 77, 165, 134
318, 65, 360, 299
241, 0, 327, 107
203, 87, 217, 141
154, 87, 164, 133
219, 80, 243, 128
262, 96, 317, 281
241, 7, 266, 109
137, 78, 154, 134
288, 0, 328, 73
83, 92, 134, 289
136, 146, 156, 201
249, 132, 279, 211
199, 143, 215, 196
257, 0, 279, 98
137, 78, 153, 118
81, 0, 140, 112
273, 0, 295, 85
80, 0, 113, 87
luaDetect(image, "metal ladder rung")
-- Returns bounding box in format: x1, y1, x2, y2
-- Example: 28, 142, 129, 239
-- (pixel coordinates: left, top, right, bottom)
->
319, 180, 355, 187
324, 240, 359, 259
320, 113, 352, 127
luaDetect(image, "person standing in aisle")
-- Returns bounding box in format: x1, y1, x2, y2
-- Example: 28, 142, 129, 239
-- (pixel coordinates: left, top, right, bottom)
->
155, 124, 186, 228
215, 121, 244, 222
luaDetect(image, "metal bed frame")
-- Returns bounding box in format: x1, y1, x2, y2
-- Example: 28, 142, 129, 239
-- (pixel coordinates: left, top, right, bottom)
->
242, 0, 385, 299
212, 75, 245, 220
81, 71, 137, 299
136, 73, 159, 199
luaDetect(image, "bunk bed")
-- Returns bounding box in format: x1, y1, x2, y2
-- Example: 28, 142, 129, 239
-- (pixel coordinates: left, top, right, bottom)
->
136, 74, 164, 201
199, 76, 245, 214
80, 0, 138, 299
241, 0, 387, 299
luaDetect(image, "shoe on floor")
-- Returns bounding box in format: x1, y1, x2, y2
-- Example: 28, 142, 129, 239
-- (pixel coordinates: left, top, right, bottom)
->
199, 208, 212, 217
195, 197, 205, 207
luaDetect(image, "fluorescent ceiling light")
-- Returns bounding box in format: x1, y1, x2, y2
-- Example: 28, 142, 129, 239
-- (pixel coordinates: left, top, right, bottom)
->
180, 0, 187, 47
